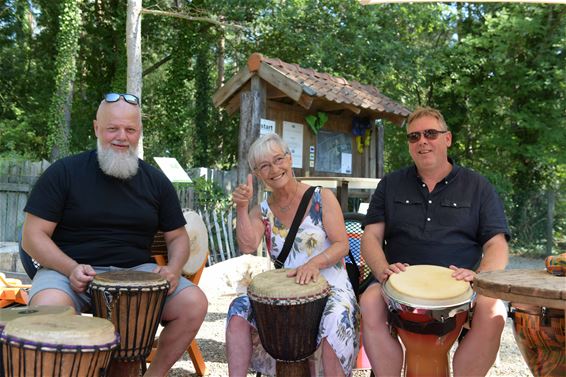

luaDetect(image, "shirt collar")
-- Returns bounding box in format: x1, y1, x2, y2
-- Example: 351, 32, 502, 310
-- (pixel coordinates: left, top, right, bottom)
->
412, 157, 460, 184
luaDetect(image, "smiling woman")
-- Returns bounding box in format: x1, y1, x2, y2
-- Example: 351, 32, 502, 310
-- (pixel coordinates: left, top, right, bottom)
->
226, 132, 358, 377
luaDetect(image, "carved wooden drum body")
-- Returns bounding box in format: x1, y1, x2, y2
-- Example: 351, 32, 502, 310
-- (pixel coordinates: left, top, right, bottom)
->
1, 314, 119, 377
382, 265, 475, 377
248, 269, 330, 377
91, 271, 169, 362
475, 269, 565, 377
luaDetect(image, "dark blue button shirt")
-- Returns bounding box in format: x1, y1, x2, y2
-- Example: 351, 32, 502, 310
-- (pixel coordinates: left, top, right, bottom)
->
363, 161, 510, 270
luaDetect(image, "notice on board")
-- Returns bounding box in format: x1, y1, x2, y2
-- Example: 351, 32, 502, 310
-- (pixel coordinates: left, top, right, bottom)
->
260, 118, 276, 135
154, 157, 192, 183
341, 153, 352, 174
283, 121, 304, 169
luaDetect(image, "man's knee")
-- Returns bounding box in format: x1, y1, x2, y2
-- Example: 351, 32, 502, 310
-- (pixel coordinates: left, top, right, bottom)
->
471, 295, 506, 333
30, 289, 76, 310
360, 284, 387, 314
163, 286, 207, 323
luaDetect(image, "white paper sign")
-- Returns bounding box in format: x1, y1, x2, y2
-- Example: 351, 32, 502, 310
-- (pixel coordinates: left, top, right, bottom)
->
283, 121, 304, 168
260, 118, 276, 135
154, 157, 192, 183
341, 153, 352, 174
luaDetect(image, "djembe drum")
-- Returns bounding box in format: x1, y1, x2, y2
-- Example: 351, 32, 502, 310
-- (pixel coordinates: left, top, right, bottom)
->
151, 210, 209, 279
248, 269, 330, 377
381, 265, 475, 377
90, 271, 169, 377
0, 314, 119, 377
474, 269, 565, 377
0, 305, 76, 377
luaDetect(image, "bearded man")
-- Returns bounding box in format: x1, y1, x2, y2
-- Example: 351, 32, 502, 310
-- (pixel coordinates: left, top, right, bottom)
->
22, 93, 207, 377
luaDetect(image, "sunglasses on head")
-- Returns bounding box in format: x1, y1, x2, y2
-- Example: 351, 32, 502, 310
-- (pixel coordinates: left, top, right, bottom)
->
103, 93, 140, 106
407, 129, 448, 143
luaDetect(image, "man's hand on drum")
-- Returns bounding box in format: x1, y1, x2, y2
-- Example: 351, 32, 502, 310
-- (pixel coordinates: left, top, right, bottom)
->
69, 264, 96, 293
232, 174, 253, 208
153, 265, 180, 295
288, 262, 320, 285
449, 265, 475, 283
378, 262, 408, 283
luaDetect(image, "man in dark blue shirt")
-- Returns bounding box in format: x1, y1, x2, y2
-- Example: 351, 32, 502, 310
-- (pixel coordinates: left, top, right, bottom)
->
360, 107, 510, 376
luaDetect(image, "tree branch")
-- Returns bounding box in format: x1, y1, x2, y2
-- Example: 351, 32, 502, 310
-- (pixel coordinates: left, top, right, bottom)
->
143, 54, 172, 77
141, 9, 245, 30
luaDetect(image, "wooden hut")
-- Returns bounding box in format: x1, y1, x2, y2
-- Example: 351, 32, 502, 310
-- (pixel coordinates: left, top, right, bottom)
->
213, 53, 410, 209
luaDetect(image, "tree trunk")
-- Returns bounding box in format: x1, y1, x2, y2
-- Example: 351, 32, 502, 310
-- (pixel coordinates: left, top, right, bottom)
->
217, 32, 225, 88
127, 0, 143, 158
48, 0, 82, 162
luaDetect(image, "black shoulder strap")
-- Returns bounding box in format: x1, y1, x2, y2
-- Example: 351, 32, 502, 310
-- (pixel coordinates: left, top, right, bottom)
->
274, 186, 317, 269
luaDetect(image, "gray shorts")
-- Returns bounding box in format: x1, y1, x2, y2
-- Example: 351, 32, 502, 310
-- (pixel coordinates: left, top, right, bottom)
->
29, 263, 193, 313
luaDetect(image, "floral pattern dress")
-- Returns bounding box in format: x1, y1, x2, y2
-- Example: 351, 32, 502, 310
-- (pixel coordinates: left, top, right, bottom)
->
227, 187, 359, 376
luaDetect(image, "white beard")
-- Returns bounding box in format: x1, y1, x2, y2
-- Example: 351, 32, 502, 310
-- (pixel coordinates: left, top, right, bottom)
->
96, 140, 139, 179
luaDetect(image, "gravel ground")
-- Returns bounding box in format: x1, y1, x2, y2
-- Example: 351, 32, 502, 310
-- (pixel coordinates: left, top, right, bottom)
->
166, 255, 548, 377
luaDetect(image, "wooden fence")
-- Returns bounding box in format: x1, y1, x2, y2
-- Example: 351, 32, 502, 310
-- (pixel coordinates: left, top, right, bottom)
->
0, 160, 51, 243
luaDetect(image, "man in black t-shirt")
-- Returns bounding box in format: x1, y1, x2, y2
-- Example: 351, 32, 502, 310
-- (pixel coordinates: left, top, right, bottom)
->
22, 93, 208, 376
360, 107, 510, 377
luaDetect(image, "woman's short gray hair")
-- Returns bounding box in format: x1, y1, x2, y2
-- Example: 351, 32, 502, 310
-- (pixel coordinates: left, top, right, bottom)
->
247, 133, 291, 170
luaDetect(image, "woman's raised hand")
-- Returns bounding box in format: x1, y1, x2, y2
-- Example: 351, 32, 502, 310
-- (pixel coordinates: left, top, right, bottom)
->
232, 174, 254, 208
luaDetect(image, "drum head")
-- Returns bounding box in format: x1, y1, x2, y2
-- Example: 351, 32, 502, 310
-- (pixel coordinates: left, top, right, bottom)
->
182, 210, 209, 276
0, 305, 75, 327
385, 265, 473, 308
3, 314, 117, 346
248, 269, 330, 301
92, 271, 167, 287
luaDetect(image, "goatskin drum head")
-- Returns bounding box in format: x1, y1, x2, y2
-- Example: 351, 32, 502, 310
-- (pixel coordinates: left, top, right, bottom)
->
4, 314, 117, 346
182, 210, 209, 276
388, 265, 472, 302
92, 271, 167, 287
0, 305, 75, 327
248, 268, 329, 300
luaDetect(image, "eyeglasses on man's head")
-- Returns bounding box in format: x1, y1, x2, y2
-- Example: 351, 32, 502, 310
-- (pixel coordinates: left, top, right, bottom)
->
103, 93, 140, 106
254, 153, 289, 174
407, 129, 448, 143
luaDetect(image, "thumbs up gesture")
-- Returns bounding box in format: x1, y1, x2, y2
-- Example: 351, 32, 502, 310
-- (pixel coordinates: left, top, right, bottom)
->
232, 174, 254, 208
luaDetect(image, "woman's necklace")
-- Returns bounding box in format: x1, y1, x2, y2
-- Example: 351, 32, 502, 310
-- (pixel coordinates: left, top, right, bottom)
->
277, 181, 299, 212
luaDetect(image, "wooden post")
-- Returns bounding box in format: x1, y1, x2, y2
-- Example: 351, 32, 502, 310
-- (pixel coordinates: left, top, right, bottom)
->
376, 121, 385, 178
237, 76, 264, 206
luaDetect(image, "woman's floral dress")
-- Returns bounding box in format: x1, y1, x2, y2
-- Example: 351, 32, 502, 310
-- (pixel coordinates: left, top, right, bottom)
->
227, 187, 359, 376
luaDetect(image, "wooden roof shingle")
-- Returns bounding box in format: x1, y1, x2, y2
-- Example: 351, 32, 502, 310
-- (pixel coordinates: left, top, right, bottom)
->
213, 53, 410, 125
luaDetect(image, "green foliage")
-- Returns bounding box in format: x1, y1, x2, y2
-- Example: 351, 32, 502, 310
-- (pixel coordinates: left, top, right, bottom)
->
0, 0, 564, 251
46, 0, 82, 160
190, 176, 231, 211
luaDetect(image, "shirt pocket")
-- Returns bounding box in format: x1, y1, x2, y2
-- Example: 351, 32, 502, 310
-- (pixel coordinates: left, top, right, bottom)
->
438, 199, 471, 226
392, 196, 424, 226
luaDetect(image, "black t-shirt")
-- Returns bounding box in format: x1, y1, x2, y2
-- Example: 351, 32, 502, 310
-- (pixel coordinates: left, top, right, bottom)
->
363, 161, 510, 270
24, 150, 186, 268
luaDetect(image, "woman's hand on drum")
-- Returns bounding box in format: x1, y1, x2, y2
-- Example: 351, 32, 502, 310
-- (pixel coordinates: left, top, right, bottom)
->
232, 174, 254, 208
449, 265, 475, 282
153, 265, 180, 295
378, 262, 408, 283
69, 264, 96, 293
287, 263, 320, 285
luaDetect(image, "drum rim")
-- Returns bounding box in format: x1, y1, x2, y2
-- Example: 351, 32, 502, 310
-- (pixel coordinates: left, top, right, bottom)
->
382, 280, 475, 310
248, 286, 331, 305
0, 332, 120, 352
91, 271, 168, 287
